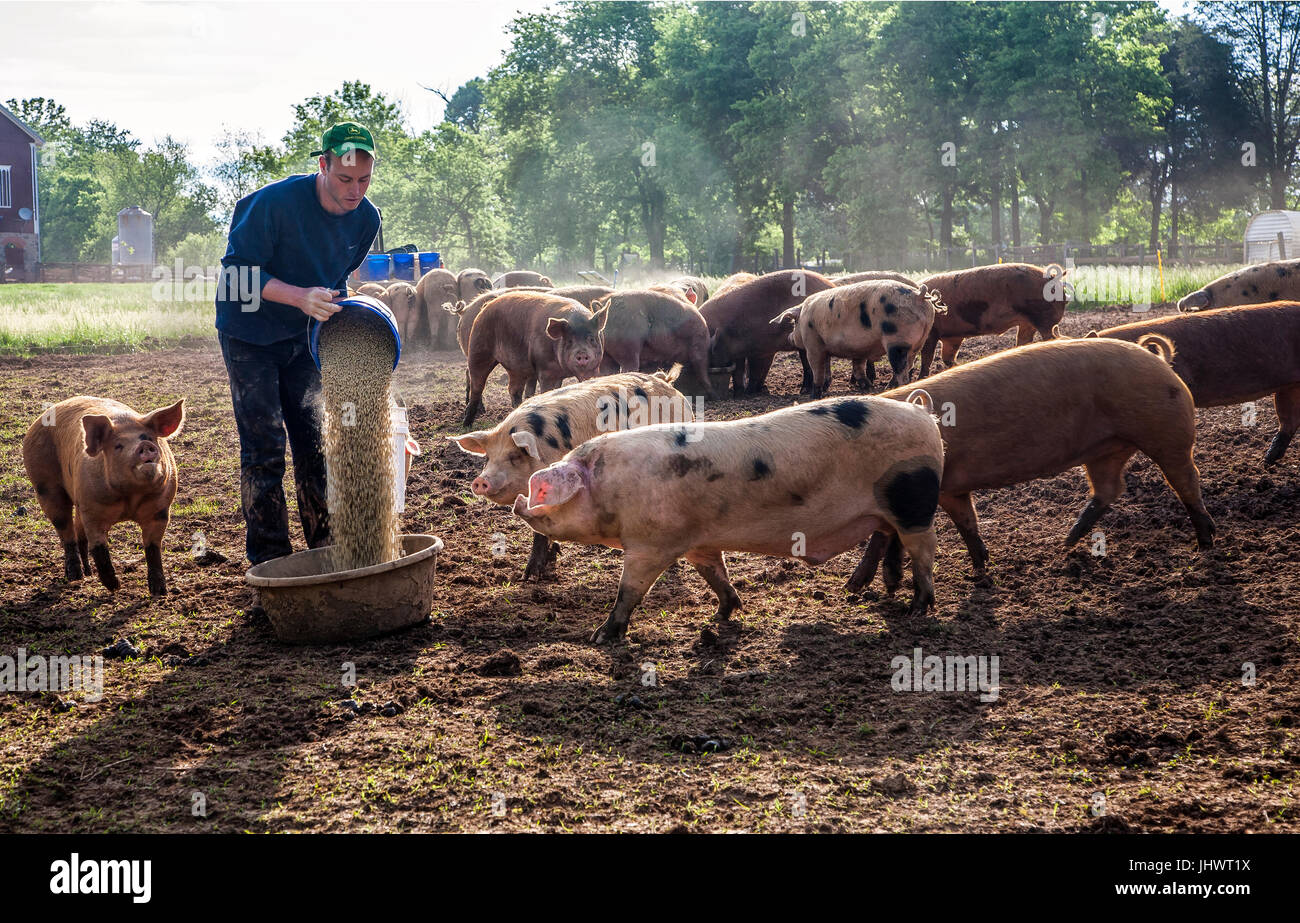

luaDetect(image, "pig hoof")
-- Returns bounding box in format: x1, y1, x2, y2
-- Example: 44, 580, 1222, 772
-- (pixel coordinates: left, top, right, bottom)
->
590, 622, 625, 644
100, 576, 121, 592
148, 579, 168, 596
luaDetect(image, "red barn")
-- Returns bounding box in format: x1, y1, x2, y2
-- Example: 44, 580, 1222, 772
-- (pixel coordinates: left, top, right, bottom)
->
0, 102, 44, 281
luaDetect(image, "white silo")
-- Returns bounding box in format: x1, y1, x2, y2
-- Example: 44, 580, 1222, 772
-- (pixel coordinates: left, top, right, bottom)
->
117, 206, 154, 265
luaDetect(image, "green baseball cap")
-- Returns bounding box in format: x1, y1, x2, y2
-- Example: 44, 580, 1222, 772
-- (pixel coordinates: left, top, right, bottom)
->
310, 122, 377, 159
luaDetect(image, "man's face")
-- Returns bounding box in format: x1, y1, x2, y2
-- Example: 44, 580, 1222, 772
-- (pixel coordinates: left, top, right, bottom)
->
318, 150, 373, 214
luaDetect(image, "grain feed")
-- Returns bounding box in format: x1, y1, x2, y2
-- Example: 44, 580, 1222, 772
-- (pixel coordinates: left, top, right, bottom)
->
318, 310, 401, 571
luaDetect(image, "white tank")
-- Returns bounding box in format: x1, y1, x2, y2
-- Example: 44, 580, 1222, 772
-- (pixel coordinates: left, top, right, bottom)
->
117, 206, 153, 265
111, 236, 121, 265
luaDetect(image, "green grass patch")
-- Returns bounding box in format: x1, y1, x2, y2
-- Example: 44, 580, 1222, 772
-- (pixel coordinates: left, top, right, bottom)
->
0, 282, 217, 355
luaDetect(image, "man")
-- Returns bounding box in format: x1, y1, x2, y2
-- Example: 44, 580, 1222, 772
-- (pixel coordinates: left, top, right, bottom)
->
215, 122, 381, 565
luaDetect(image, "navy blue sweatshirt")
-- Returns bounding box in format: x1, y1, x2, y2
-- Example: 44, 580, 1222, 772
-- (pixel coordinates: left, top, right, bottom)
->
215, 173, 380, 345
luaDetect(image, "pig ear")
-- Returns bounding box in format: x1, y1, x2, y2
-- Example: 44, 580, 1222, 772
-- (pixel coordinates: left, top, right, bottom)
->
592, 305, 609, 333
526, 461, 586, 511
512, 430, 542, 460
684, 288, 698, 305
449, 431, 491, 455
546, 317, 570, 340
143, 399, 185, 439
82, 415, 113, 457
592, 295, 612, 313
541, 276, 552, 286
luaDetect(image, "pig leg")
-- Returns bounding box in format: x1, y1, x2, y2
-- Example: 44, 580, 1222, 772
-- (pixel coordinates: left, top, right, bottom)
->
745, 353, 775, 395
938, 337, 963, 369
731, 357, 748, 398
83, 523, 120, 593
1145, 450, 1216, 550
33, 480, 81, 581
591, 548, 677, 643
464, 359, 497, 426
804, 334, 830, 399
1264, 385, 1300, 466
1065, 449, 1135, 548
523, 532, 559, 581
798, 349, 814, 394
919, 329, 941, 378
845, 531, 890, 592
74, 514, 90, 575
507, 368, 533, 407
684, 549, 742, 621
1015, 323, 1036, 346
618, 347, 642, 374
879, 533, 904, 596
897, 529, 937, 615
140, 514, 168, 596
849, 358, 871, 391
940, 493, 990, 577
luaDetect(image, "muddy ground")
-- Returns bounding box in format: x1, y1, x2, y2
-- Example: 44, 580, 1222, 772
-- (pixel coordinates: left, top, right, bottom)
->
0, 303, 1296, 833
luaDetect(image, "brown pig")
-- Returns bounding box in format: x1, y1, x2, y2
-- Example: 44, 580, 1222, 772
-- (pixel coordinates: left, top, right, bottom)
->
713, 272, 758, 298
513, 395, 943, 642
414, 268, 459, 348
1090, 301, 1300, 465
457, 268, 494, 302
701, 269, 835, 396
464, 291, 608, 425
356, 282, 387, 298
918, 262, 1067, 376
1177, 259, 1300, 312
778, 280, 945, 397
381, 281, 421, 346
451, 369, 696, 579
849, 337, 1215, 592
651, 276, 709, 306
593, 290, 714, 398
494, 270, 554, 289
23, 396, 186, 595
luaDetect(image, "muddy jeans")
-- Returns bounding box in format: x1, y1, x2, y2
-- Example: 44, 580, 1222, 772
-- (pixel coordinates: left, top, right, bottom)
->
219, 332, 330, 565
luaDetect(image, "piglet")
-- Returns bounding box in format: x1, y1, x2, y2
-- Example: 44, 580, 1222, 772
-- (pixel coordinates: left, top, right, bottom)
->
23, 396, 185, 595
513, 396, 944, 643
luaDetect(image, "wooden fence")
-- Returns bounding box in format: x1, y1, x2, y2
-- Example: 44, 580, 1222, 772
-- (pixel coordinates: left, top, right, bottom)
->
34, 263, 157, 283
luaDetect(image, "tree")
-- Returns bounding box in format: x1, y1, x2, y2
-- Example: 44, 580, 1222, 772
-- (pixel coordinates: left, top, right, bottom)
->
1198, 1, 1300, 209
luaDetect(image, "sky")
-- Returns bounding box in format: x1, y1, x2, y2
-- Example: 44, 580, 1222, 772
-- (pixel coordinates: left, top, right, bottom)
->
4, 0, 1200, 174
2, 0, 555, 168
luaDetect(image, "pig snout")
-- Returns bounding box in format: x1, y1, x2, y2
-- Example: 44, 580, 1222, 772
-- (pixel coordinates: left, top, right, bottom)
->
568, 348, 600, 378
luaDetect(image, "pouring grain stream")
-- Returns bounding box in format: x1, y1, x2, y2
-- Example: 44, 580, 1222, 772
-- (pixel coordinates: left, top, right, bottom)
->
318, 311, 402, 571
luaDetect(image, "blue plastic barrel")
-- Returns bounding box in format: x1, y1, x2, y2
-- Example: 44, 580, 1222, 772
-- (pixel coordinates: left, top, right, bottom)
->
364, 254, 392, 282
392, 252, 415, 281
417, 252, 439, 276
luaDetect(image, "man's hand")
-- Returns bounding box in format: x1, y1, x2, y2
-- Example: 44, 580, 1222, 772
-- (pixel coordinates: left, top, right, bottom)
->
299, 286, 343, 322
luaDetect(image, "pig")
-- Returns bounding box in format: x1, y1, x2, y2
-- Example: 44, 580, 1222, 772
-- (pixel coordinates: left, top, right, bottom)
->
513, 395, 944, 642
448, 285, 615, 358
701, 269, 835, 396
381, 281, 421, 346
23, 396, 186, 595
415, 268, 459, 349
514, 396, 943, 642
494, 270, 554, 289
833, 271, 918, 287
1089, 301, 1300, 465
918, 262, 1067, 377
654, 276, 709, 306
464, 291, 609, 425
848, 337, 1216, 592
713, 272, 758, 298
451, 369, 696, 579
593, 290, 714, 398
457, 268, 494, 302
356, 282, 387, 298
1177, 259, 1300, 312
775, 280, 946, 397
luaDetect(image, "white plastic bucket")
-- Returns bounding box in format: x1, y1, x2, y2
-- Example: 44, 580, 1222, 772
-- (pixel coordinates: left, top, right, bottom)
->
391, 405, 420, 513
